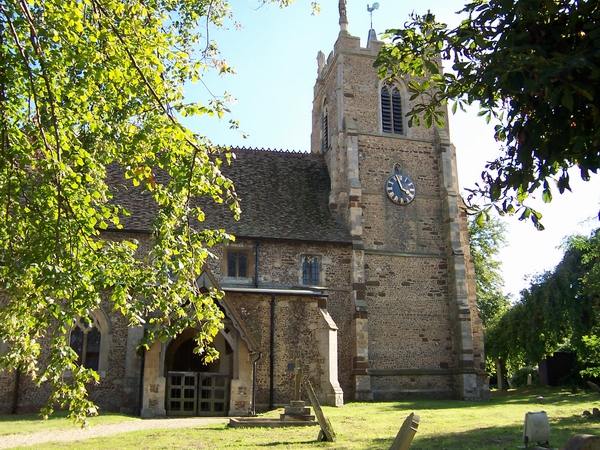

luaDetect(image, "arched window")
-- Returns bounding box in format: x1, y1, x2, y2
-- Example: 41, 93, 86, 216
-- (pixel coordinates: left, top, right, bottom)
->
321, 102, 329, 152
69, 310, 110, 375
70, 316, 102, 370
302, 255, 320, 286
381, 83, 404, 135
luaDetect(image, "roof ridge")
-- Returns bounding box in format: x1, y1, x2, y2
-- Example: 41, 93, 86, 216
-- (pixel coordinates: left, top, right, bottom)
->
232, 146, 311, 155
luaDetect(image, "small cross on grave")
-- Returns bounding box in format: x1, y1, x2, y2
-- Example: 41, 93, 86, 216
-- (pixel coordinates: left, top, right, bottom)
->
294, 358, 302, 401
279, 359, 316, 424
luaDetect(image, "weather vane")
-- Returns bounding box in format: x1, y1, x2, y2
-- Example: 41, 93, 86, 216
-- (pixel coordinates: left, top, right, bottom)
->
367, 3, 379, 29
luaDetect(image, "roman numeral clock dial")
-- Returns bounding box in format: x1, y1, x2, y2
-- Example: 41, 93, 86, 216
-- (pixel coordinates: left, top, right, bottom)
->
385, 173, 416, 205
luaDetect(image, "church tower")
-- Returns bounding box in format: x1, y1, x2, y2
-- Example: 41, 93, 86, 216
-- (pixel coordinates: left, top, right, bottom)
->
311, 3, 489, 401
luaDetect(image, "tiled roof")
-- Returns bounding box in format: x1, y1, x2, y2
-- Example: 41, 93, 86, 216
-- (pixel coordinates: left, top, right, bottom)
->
106, 148, 352, 243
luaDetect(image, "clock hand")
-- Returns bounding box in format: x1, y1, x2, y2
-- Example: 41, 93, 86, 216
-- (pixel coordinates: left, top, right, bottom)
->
395, 175, 411, 195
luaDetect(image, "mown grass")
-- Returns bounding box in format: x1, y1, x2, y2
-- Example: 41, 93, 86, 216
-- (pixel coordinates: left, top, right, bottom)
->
0, 410, 137, 436
6, 386, 600, 449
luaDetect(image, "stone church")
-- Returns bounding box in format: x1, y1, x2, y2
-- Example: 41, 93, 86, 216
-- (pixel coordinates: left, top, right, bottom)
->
0, 7, 489, 417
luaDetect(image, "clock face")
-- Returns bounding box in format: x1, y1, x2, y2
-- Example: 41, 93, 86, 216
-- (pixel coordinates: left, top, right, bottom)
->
385, 174, 416, 205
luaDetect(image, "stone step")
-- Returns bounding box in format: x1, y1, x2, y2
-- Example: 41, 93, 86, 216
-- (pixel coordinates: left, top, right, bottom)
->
284, 406, 312, 415
280, 413, 316, 422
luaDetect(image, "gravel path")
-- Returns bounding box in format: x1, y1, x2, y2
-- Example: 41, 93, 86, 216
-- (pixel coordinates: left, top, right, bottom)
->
1, 417, 229, 449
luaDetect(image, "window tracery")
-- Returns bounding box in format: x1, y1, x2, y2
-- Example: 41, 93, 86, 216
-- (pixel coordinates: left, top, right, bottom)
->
69, 309, 110, 375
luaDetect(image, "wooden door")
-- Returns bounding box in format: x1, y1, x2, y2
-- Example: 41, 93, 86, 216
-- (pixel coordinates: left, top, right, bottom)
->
166, 372, 197, 416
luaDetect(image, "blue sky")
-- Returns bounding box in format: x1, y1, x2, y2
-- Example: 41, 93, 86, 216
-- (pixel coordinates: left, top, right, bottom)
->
184, 0, 600, 299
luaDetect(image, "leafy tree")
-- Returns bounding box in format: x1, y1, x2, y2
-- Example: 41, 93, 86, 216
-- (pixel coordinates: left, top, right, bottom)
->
568, 229, 600, 377
485, 228, 600, 378
468, 215, 510, 328
468, 214, 510, 380
375, 0, 600, 227
485, 302, 527, 378
0, 0, 300, 423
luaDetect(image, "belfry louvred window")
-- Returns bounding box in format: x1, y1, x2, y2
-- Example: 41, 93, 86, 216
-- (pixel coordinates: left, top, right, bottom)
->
321, 105, 329, 152
381, 84, 403, 135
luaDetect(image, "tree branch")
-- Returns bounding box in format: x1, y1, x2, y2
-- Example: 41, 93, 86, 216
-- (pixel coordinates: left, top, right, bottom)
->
17, 0, 64, 252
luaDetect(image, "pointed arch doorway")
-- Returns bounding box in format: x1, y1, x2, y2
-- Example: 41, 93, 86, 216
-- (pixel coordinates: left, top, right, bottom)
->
140, 268, 260, 418
165, 329, 232, 416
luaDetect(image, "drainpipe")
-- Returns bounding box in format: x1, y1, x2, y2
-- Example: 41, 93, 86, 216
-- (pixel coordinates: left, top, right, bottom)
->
137, 345, 146, 416
11, 367, 20, 414
269, 294, 275, 410
254, 239, 260, 288
251, 352, 262, 416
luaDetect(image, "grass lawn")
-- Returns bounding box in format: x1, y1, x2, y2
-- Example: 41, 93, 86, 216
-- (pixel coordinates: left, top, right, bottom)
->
5, 386, 600, 449
0, 411, 138, 436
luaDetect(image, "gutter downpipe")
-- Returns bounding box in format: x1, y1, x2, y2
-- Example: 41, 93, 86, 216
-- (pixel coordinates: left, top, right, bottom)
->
269, 294, 275, 410
255, 239, 260, 288
137, 328, 148, 416
137, 347, 146, 416
253, 239, 263, 414
11, 367, 20, 414
251, 351, 262, 416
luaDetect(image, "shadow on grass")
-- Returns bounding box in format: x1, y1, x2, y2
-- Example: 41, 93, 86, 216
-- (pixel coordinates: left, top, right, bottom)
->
407, 426, 521, 450
0, 411, 67, 423
361, 387, 600, 412
197, 425, 229, 430
390, 413, 600, 450
0, 410, 134, 423
258, 440, 322, 446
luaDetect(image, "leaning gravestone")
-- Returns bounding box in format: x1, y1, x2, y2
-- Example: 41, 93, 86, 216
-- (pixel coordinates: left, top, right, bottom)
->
304, 381, 335, 442
389, 412, 420, 450
587, 381, 600, 395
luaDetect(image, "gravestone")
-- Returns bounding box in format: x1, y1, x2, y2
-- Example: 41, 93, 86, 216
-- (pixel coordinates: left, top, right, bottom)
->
390, 412, 420, 450
587, 381, 600, 395
305, 381, 335, 442
561, 434, 600, 450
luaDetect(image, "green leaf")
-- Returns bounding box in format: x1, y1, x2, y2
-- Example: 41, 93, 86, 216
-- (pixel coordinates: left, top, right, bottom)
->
561, 88, 574, 111
424, 59, 439, 75
542, 188, 552, 203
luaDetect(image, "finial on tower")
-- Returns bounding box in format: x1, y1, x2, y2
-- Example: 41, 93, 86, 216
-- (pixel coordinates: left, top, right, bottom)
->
339, 0, 349, 33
